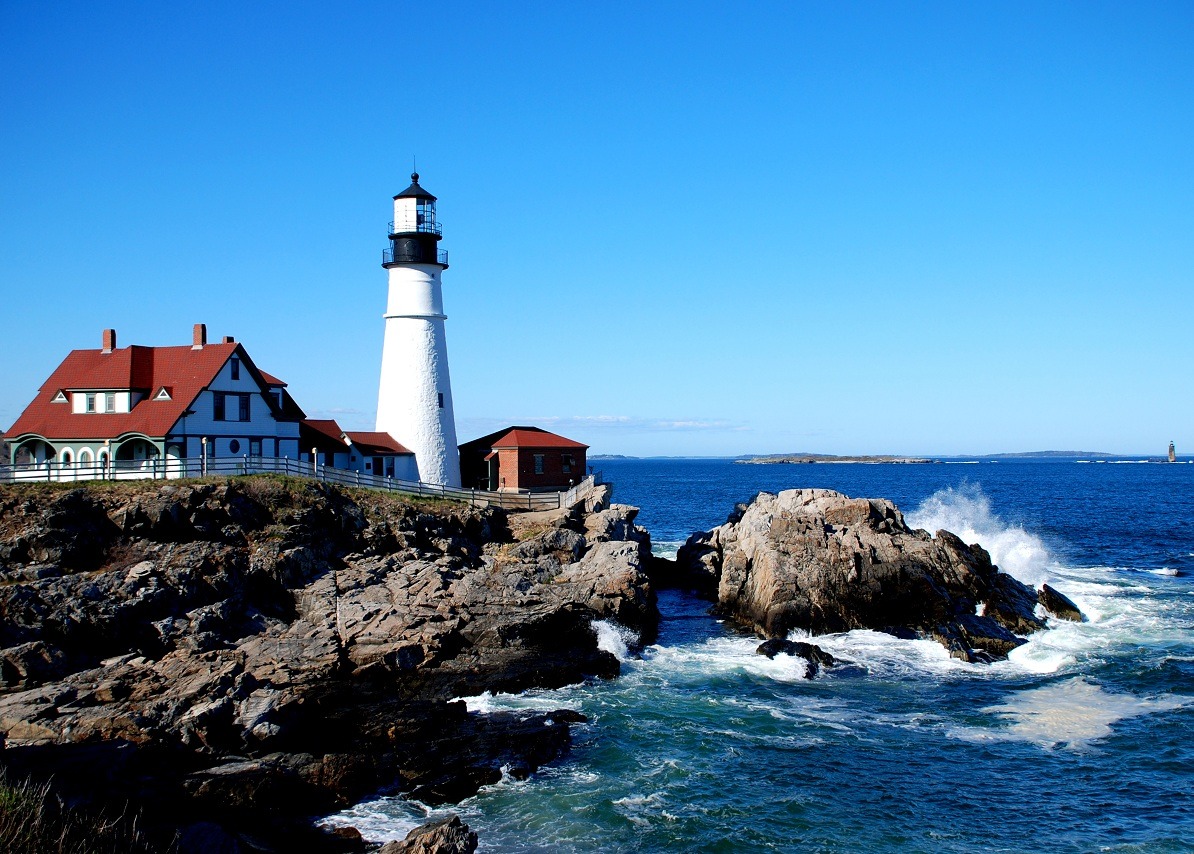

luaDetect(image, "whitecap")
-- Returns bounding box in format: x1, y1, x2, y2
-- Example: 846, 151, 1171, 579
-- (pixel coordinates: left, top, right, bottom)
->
456, 689, 582, 714
594, 619, 638, 661
651, 541, 683, 560
906, 485, 1052, 587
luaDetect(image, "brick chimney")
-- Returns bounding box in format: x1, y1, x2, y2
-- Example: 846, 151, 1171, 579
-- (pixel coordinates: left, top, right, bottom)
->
221, 335, 235, 344
192, 323, 207, 350
101, 328, 116, 354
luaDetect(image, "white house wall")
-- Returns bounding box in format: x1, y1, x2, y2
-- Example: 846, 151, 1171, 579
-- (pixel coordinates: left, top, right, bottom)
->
165, 354, 300, 459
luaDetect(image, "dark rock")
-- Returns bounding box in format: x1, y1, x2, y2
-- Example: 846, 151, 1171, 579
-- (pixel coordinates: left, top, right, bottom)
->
755, 639, 836, 676
1038, 583, 1084, 621
379, 815, 477, 854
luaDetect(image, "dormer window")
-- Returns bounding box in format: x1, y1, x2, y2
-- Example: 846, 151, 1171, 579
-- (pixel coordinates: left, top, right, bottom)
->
86, 394, 96, 413
105, 393, 115, 413
155, 387, 173, 401
52, 390, 67, 403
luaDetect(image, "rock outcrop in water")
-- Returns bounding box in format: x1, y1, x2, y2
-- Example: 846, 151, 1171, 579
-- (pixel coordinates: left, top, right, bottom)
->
0, 477, 655, 850
676, 488, 1081, 662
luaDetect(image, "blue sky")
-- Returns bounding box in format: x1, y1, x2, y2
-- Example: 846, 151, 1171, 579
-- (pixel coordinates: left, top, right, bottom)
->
2, 2, 1191, 456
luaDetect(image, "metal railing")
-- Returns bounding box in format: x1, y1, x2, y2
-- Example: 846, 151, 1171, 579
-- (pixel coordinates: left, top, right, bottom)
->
0, 457, 602, 511
382, 246, 449, 266
388, 218, 442, 236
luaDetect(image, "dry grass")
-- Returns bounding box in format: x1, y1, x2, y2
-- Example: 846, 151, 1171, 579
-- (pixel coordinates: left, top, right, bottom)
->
0, 769, 164, 853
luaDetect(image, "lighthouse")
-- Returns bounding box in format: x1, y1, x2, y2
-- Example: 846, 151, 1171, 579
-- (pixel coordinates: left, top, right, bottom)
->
375, 173, 461, 487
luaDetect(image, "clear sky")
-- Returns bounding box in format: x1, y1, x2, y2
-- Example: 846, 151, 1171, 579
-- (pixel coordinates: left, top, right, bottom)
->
2, 2, 1191, 456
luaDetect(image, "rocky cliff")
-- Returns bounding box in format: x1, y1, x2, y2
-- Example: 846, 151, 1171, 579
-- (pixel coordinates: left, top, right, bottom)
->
0, 477, 655, 851
676, 488, 1081, 661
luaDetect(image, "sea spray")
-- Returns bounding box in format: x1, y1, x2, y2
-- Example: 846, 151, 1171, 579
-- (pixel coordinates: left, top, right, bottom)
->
907, 483, 1053, 587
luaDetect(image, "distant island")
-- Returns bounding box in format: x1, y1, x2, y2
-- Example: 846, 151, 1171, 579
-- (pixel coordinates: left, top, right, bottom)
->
976, 450, 1115, 458
736, 454, 934, 465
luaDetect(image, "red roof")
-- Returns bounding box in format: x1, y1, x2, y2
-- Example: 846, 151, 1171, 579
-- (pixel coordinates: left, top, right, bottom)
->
301, 418, 347, 448
7, 342, 268, 441
258, 370, 287, 387
299, 420, 412, 456
345, 431, 413, 456
462, 425, 588, 451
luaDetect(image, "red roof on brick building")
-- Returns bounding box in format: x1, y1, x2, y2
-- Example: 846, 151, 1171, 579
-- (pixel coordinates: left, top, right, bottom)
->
460, 425, 588, 451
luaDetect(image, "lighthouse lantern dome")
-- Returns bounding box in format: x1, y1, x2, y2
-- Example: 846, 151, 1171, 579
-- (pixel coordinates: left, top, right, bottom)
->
391, 172, 439, 236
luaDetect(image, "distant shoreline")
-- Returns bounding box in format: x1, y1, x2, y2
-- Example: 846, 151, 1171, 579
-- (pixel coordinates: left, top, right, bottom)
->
736, 455, 934, 465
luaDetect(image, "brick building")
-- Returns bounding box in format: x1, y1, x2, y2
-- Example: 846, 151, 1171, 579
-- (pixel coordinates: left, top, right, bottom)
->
459, 426, 588, 492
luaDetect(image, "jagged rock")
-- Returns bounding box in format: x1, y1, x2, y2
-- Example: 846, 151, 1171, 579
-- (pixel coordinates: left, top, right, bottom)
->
755, 639, 836, 676
1038, 583, 1084, 621
677, 489, 1045, 660
380, 815, 477, 854
0, 476, 658, 850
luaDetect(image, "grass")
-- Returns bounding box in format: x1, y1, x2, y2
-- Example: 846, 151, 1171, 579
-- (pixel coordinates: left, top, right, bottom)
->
0, 768, 164, 853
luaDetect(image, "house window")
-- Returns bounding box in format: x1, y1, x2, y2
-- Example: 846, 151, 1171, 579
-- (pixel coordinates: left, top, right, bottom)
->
533, 454, 545, 475
437, 392, 444, 409
562, 454, 573, 473
230, 357, 240, 380
250, 440, 261, 457
86, 394, 96, 413
238, 394, 250, 421
213, 393, 226, 421
271, 391, 282, 409
105, 393, 115, 413
229, 439, 241, 454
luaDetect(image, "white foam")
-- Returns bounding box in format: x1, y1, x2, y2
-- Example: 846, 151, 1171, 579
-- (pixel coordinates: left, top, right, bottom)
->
318, 798, 432, 843
635, 635, 813, 683
457, 689, 582, 714
595, 620, 638, 661
907, 485, 1052, 587
952, 677, 1189, 748
652, 541, 683, 560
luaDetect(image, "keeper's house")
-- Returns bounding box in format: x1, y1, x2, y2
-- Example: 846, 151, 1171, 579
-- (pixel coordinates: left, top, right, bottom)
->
6, 325, 304, 475
300, 418, 418, 481
459, 426, 588, 492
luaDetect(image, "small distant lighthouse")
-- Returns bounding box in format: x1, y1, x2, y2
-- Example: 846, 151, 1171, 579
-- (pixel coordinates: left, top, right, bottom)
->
1169, 441, 1177, 463
375, 173, 461, 486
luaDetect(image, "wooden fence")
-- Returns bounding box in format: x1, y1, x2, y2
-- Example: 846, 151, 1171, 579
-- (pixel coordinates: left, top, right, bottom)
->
0, 456, 603, 511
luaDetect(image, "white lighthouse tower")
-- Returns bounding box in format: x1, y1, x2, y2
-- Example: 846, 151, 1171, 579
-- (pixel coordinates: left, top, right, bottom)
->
375, 173, 461, 486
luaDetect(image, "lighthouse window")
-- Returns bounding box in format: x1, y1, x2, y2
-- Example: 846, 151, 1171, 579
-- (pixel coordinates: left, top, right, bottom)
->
437, 393, 444, 409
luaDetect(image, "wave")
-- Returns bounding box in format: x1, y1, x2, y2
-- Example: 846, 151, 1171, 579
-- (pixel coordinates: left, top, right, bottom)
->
651, 541, 683, 561
906, 484, 1052, 587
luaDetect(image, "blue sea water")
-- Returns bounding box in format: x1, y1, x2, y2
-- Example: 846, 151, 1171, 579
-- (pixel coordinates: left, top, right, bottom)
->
328, 458, 1194, 852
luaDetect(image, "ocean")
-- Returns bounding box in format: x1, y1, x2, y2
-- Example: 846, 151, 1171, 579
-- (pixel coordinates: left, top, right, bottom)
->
327, 458, 1194, 852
